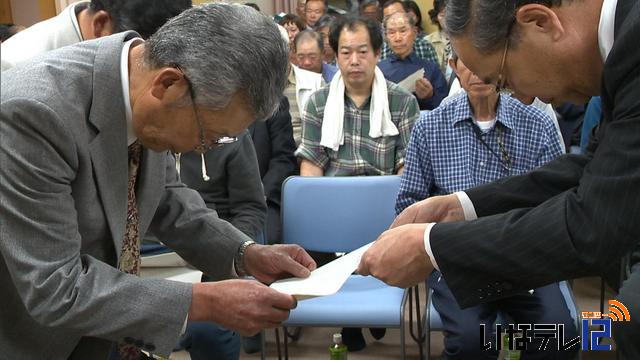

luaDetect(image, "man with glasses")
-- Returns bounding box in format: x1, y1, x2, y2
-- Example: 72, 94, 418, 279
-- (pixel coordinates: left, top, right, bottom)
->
359, 0, 640, 356
396, 51, 573, 359
0, 4, 316, 359
294, 30, 338, 84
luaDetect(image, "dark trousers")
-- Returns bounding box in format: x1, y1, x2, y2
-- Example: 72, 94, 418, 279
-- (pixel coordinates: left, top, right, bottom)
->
179, 322, 240, 360
614, 263, 640, 359
429, 271, 577, 360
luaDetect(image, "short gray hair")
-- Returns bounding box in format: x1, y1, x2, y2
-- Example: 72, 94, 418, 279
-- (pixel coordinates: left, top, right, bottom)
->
444, 0, 565, 54
383, 10, 415, 29
294, 30, 324, 52
144, 3, 289, 120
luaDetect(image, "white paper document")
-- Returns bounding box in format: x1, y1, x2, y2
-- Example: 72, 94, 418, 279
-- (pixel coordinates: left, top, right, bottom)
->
396, 68, 425, 93
270, 242, 373, 299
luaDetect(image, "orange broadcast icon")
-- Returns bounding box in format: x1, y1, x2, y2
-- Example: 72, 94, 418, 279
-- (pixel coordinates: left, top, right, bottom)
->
603, 300, 631, 322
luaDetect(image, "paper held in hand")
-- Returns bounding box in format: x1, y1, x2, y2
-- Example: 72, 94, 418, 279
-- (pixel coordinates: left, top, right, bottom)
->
396, 68, 425, 93
270, 242, 373, 300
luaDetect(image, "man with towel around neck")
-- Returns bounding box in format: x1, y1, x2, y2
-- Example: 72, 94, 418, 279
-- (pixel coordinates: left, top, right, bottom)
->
296, 15, 419, 178
294, 15, 419, 350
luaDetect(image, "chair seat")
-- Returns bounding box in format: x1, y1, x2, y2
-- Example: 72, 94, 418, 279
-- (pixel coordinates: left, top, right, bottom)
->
284, 275, 406, 327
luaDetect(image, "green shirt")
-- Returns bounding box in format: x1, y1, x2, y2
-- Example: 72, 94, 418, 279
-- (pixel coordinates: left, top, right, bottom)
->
296, 81, 420, 176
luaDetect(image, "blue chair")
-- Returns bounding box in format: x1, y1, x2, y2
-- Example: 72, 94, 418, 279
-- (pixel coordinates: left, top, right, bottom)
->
276, 175, 410, 358
423, 280, 581, 359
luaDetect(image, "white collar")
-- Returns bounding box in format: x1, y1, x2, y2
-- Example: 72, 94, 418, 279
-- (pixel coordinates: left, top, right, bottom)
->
598, 0, 617, 62
69, 1, 89, 41
120, 37, 144, 146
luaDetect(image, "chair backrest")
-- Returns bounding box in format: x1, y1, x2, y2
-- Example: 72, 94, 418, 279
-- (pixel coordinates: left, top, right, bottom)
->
281, 175, 401, 253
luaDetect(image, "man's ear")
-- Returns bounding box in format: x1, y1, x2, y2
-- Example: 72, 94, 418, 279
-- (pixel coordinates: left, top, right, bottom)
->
149, 68, 191, 106
449, 57, 459, 79
515, 4, 565, 42
90, 10, 114, 38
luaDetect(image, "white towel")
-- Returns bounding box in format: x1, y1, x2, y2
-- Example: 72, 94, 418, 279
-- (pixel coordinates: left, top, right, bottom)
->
320, 66, 398, 151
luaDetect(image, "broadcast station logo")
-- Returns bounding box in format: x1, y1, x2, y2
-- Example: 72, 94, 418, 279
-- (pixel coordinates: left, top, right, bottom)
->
479, 299, 630, 353
581, 300, 631, 351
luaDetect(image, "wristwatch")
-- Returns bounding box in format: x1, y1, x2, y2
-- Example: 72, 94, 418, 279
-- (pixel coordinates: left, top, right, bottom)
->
234, 240, 256, 276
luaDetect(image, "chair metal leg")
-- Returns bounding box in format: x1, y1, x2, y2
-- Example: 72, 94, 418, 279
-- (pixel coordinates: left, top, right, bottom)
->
408, 285, 427, 360
274, 328, 282, 360
400, 316, 406, 360
424, 288, 432, 360
260, 330, 266, 360
283, 326, 289, 360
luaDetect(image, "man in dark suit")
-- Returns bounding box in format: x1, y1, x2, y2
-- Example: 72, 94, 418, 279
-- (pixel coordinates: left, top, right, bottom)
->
358, 0, 640, 357
249, 96, 299, 245
0, 4, 315, 359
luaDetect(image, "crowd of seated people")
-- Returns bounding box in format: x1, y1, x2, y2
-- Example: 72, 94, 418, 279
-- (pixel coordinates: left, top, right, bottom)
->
2, 0, 599, 359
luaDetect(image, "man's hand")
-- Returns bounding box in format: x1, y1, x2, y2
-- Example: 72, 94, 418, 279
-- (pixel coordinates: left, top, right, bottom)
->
415, 78, 434, 100
244, 244, 317, 284
189, 279, 297, 336
357, 224, 434, 288
391, 193, 464, 228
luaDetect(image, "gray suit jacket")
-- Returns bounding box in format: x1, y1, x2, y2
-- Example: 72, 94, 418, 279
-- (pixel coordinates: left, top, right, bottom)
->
0, 32, 249, 359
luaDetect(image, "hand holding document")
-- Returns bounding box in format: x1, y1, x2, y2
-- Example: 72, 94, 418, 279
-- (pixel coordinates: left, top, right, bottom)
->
269, 242, 373, 300
396, 68, 425, 93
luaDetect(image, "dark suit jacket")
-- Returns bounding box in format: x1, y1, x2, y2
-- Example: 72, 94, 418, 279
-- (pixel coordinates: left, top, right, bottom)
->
0, 32, 249, 359
249, 96, 298, 209
430, 0, 640, 308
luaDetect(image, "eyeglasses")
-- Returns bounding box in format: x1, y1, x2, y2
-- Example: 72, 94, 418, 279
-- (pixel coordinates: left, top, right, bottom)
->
496, 21, 515, 95
175, 66, 239, 152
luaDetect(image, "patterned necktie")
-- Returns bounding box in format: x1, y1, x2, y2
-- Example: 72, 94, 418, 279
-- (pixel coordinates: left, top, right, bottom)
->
118, 141, 143, 360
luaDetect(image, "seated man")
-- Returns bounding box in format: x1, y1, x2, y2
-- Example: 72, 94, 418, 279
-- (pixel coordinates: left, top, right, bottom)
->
297, 15, 419, 177
148, 131, 267, 359
296, 15, 419, 350
304, 0, 325, 29
249, 96, 298, 246
294, 30, 338, 84
1, 0, 191, 71
279, 23, 323, 147
175, 132, 266, 243
378, 0, 438, 65
395, 52, 577, 359
378, 11, 447, 110
313, 15, 336, 65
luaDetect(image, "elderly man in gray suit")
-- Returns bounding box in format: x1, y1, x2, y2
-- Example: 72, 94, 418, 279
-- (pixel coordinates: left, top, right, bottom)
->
0, 4, 316, 360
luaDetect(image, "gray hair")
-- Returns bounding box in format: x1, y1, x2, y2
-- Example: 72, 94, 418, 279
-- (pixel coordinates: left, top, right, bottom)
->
383, 9, 415, 29
144, 3, 289, 120
444, 0, 565, 54
294, 30, 324, 52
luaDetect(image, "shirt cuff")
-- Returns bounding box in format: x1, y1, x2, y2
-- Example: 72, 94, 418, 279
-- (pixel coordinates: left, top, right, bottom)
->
182, 315, 188, 334
424, 223, 440, 272
455, 191, 477, 220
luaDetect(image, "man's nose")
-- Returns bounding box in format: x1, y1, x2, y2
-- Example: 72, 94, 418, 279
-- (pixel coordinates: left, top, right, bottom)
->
349, 52, 359, 65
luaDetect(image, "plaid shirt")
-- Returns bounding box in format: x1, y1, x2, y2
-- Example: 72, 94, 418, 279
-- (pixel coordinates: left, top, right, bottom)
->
296, 81, 419, 176
380, 36, 439, 67
395, 92, 564, 213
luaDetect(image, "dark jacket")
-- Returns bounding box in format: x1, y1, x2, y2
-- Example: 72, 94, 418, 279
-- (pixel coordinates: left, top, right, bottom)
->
249, 96, 298, 209
178, 131, 266, 241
